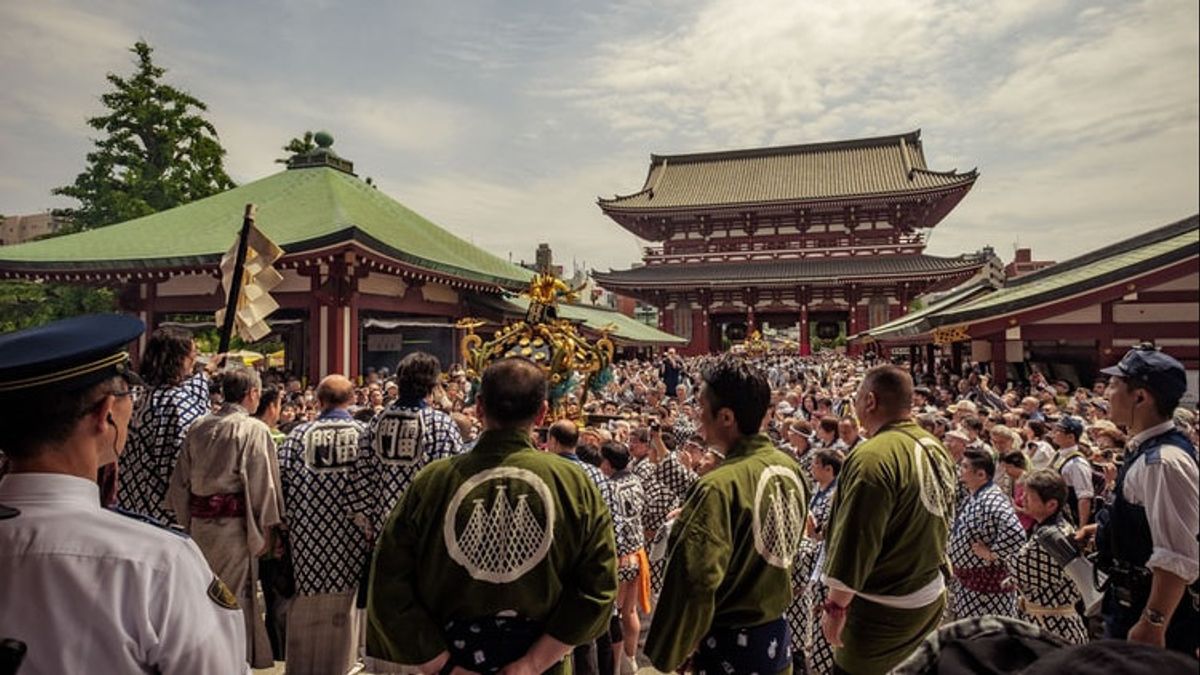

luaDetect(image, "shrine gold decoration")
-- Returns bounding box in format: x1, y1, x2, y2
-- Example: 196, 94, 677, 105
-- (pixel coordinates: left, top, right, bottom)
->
456, 273, 615, 423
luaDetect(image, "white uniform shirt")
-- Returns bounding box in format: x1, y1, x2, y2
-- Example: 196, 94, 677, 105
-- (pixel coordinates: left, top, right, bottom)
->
1122, 421, 1200, 584
1054, 445, 1095, 499
0, 473, 249, 674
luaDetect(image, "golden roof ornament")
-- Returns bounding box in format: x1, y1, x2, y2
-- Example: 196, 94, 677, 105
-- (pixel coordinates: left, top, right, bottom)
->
456, 272, 615, 422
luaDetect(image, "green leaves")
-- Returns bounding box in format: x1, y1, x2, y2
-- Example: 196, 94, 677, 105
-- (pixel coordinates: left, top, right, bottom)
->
52, 40, 234, 231
0, 281, 116, 333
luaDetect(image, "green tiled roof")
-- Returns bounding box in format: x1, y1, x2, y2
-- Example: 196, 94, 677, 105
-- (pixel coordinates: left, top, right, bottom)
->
859, 214, 1198, 339
599, 130, 975, 211
499, 297, 687, 346
937, 216, 1198, 324
0, 166, 533, 289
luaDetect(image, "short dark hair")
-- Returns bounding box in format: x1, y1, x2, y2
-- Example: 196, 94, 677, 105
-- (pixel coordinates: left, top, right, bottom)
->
1027, 419, 1048, 438
221, 367, 261, 403
1000, 450, 1028, 470
818, 416, 840, 436
963, 447, 995, 477
961, 415, 984, 434
577, 443, 603, 468
254, 385, 282, 418
479, 358, 546, 428
0, 376, 125, 459
1124, 377, 1179, 418
1023, 469, 1068, 513
813, 448, 844, 476
861, 365, 914, 417
396, 352, 441, 404
600, 441, 631, 471
700, 356, 771, 436
548, 419, 579, 449
139, 327, 194, 387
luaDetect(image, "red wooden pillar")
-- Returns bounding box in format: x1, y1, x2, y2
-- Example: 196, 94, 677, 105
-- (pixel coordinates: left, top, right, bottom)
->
991, 337, 1007, 388
691, 307, 710, 354
799, 303, 810, 356
348, 293, 360, 379
660, 305, 676, 334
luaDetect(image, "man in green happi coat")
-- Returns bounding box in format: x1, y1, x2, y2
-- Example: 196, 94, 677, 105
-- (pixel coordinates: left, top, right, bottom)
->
366, 358, 617, 674
645, 356, 809, 674
820, 365, 957, 674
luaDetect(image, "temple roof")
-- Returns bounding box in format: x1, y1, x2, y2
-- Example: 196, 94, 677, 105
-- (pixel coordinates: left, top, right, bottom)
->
598, 130, 976, 213
0, 165, 533, 290
858, 214, 1200, 342
592, 252, 989, 289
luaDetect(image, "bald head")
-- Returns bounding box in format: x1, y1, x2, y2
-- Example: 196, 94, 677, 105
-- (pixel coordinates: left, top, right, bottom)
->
317, 374, 356, 410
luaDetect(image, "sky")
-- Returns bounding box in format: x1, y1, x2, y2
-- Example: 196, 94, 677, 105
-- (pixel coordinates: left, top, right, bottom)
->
1, 0, 1197, 275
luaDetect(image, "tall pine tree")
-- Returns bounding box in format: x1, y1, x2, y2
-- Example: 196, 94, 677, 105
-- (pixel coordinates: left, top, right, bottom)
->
54, 40, 234, 230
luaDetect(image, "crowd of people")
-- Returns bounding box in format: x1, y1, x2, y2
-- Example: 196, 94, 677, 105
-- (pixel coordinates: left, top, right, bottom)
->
1, 317, 1198, 675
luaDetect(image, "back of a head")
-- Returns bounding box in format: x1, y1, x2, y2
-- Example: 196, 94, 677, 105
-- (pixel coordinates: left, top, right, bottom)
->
702, 355, 771, 436
862, 364, 914, 418
600, 441, 631, 471
548, 419, 579, 449
396, 352, 441, 405
479, 358, 546, 429
316, 374, 356, 409
254, 385, 282, 418
139, 327, 194, 387
963, 447, 995, 477
221, 366, 261, 404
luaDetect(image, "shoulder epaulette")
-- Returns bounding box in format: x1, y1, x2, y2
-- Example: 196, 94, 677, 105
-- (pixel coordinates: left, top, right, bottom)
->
108, 506, 190, 538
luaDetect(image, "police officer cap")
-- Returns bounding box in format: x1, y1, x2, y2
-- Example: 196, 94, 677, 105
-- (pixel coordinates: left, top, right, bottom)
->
0, 313, 145, 397
1099, 344, 1187, 404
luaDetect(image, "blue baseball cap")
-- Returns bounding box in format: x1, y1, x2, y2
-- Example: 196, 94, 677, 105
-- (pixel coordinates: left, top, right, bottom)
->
0, 314, 145, 397
1100, 344, 1187, 405
1053, 416, 1084, 438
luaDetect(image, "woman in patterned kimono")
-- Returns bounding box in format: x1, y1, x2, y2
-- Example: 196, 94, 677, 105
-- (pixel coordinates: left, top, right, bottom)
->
600, 441, 647, 675
116, 327, 214, 520
798, 448, 842, 674
1003, 469, 1090, 644
948, 448, 1026, 620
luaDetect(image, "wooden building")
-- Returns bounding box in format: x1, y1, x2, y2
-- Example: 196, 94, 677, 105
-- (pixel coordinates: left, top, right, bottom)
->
592, 130, 995, 355
858, 214, 1200, 397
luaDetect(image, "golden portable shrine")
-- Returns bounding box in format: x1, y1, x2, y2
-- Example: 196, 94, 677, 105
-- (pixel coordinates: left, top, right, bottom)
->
456, 273, 616, 421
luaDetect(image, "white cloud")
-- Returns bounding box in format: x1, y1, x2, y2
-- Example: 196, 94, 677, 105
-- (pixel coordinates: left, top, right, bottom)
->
553, 0, 1198, 266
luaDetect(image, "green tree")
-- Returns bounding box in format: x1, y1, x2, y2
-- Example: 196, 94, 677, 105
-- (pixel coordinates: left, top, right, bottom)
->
275, 131, 317, 163
53, 40, 234, 231
0, 281, 116, 333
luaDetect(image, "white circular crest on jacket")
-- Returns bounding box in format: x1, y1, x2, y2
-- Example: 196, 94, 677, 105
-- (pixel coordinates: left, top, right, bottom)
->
752, 465, 806, 568
443, 466, 556, 583
913, 436, 956, 521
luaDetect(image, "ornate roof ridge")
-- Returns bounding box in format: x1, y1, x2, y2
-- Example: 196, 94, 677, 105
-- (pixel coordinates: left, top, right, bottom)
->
644, 130, 923, 165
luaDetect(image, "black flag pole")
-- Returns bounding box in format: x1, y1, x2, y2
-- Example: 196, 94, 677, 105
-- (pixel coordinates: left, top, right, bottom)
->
218, 204, 257, 356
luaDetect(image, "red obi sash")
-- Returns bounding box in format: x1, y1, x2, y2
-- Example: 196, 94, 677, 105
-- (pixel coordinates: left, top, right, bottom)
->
189, 492, 246, 518
955, 565, 1010, 594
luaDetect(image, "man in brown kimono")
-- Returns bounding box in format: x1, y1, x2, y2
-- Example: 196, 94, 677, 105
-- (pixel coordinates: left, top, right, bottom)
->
167, 366, 285, 669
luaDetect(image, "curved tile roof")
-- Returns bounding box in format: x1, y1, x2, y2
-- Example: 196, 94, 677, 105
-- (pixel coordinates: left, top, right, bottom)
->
599, 130, 976, 211
0, 166, 533, 289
